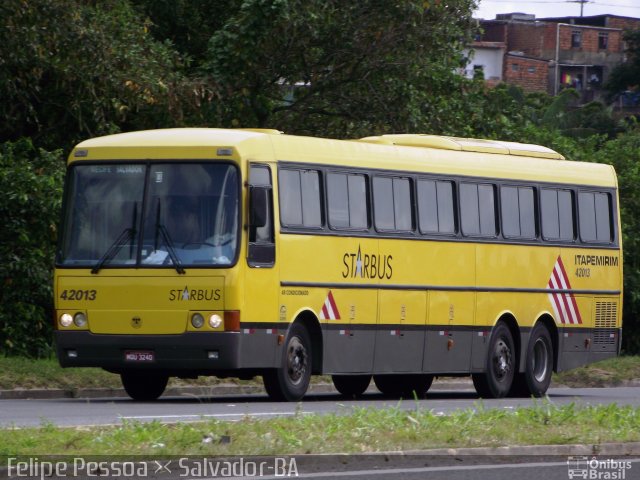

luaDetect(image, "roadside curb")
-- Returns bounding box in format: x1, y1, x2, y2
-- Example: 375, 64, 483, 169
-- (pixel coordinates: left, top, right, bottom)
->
282, 443, 640, 474
285, 443, 640, 473
401, 441, 640, 456
0, 378, 475, 400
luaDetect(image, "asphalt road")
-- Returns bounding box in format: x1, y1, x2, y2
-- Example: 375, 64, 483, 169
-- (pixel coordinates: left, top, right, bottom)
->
2, 386, 640, 428
3, 387, 640, 479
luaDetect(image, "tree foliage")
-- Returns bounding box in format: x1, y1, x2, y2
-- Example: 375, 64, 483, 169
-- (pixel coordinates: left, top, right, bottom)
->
593, 129, 640, 353
130, 0, 230, 64
199, 0, 479, 136
0, 140, 64, 357
0, 0, 184, 150
605, 29, 640, 99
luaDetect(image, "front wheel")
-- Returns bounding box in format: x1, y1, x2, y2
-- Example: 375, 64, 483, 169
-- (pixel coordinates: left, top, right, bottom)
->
121, 371, 168, 401
472, 322, 515, 398
263, 323, 312, 401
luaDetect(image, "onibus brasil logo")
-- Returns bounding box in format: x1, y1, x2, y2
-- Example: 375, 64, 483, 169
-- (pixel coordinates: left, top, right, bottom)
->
567, 456, 632, 479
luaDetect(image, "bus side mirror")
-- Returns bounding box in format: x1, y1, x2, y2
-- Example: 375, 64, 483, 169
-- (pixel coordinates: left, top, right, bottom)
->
249, 186, 269, 228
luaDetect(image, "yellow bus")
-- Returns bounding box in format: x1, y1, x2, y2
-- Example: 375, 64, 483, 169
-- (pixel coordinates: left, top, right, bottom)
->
54, 128, 622, 401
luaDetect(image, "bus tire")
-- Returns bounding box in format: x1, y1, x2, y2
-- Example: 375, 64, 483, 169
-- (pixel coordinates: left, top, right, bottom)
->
523, 322, 553, 397
472, 322, 515, 398
121, 371, 168, 401
373, 374, 433, 398
263, 323, 311, 401
332, 374, 371, 397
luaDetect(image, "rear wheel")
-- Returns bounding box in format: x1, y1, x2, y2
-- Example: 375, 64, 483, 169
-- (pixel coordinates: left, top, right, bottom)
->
373, 374, 433, 398
121, 371, 168, 401
332, 374, 371, 397
263, 323, 312, 401
472, 322, 515, 398
523, 323, 553, 397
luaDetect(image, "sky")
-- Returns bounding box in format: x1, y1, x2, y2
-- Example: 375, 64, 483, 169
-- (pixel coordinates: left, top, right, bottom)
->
474, 0, 640, 20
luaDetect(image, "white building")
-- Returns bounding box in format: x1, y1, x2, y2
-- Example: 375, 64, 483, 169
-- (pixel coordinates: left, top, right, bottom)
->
462, 41, 506, 85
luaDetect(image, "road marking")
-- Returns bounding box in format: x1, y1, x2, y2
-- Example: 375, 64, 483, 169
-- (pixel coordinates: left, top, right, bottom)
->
119, 411, 313, 422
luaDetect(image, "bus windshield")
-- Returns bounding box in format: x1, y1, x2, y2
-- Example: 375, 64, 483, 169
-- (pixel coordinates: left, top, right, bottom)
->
58, 163, 239, 269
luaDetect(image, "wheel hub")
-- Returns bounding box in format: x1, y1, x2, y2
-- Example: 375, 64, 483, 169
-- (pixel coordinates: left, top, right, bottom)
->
493, 339, 512, 381
287, 337, 307, 385
532, 338, 549, 383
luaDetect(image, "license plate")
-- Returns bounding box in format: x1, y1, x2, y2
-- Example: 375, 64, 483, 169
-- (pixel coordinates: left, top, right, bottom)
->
124, 350, 155, 362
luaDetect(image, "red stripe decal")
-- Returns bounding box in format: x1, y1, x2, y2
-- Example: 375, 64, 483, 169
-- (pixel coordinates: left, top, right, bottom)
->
557, 257, 582, 324
553, 269, 575, 324
327, 291, 341, 320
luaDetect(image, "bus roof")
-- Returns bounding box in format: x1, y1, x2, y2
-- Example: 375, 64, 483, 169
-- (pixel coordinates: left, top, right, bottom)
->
358, 134, 564, 159
70, 128, 617, 188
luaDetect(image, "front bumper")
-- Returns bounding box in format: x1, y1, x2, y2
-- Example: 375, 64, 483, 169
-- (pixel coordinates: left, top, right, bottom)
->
55, 330, 242, 372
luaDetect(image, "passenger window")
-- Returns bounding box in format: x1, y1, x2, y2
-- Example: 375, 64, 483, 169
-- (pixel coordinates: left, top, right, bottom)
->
478, 184, 496, 236
373, 176, 413, 232
417, 179, 455, 234
394, 177, 412, 231
501, 186, 536, 239
373, 177, 394, 230
460, 182, 496, 237
578, 191, 612, 243
541, 188, 575, 242
279, 169, 322, 228
327, 172, 368, 230
279, 170, 303, 226
301, 171, 322, 227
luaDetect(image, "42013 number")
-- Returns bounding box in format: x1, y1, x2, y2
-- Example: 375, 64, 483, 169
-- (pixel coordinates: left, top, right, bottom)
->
59, 289, 97, 301
575, 268, 591, 278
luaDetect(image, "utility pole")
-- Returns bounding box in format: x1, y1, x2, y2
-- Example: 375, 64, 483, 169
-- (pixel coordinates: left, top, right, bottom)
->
568, 0, 590, 17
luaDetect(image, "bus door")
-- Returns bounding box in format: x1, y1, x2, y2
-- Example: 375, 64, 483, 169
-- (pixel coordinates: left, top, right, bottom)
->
242, 164, 279, 368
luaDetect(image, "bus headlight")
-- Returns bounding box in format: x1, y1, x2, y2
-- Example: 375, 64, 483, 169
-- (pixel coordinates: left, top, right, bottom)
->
191, 313, 205, 329
73, 312, 87, 327
209, 314, 223, 329
60, 314, 73, 327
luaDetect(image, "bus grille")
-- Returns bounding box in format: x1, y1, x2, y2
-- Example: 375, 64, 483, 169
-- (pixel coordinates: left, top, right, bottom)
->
594, 301, 617, 345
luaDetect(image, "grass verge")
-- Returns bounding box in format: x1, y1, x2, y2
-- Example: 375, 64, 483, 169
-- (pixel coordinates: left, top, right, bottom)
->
554, 356, 640, 387
1, 403, 639, 456
0, 357, 252, 391
0, 357, 119, 390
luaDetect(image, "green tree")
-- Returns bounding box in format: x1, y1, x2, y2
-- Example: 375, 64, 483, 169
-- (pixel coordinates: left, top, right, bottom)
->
593, 129, 640, 353
605, 29, 640, 100
130, 0, 231, 64
0, 0, 184, 150
0, 140, 64, 357
198, 0, 479, 137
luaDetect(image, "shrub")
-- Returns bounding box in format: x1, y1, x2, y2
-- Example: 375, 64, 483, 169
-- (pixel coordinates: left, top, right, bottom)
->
0, 139, 64, 357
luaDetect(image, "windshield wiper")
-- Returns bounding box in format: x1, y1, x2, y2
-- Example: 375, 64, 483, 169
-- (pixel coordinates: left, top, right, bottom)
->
156, 224, 186, 274
91, 228, 135, 274
91, 203, 138, 274
154, 200, 185, 275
